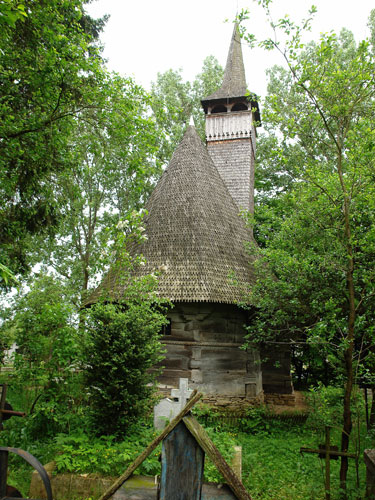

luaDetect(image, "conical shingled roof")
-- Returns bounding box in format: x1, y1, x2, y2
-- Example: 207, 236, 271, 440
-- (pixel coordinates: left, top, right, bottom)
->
91, 126, 256, 305
202, 24, 247, 101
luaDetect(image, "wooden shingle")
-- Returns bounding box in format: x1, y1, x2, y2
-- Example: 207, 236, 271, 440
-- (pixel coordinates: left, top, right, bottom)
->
90, 126, 256, 305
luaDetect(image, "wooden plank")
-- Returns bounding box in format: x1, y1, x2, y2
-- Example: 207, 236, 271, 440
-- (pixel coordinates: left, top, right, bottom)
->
300, 447, 357, 459
160, 421, 204, 500
183, 416, 252, 500
97, 390, 202, 500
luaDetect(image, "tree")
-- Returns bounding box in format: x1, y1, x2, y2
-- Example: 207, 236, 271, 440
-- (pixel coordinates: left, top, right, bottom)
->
0, 0, 108, 277
240, 3, 375, 491
2, 274, 82, 437
33, 74, 162, 307
0, 1, 27, 27
150, 56, 224, 164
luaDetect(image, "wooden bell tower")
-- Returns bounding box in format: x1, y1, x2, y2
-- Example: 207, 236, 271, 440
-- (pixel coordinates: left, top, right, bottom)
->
201, 24, 261, 214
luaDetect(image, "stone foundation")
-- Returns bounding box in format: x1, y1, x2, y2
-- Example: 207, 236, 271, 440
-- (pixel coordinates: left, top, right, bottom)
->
264, 392, 296, 407
201, 392, 264, 411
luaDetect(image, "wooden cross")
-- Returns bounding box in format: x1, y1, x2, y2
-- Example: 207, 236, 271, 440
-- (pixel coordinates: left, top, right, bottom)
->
300, 426, 357, 500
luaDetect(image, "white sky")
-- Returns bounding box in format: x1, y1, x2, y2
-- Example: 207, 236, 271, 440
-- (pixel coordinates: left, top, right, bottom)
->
86, 0, 374, 100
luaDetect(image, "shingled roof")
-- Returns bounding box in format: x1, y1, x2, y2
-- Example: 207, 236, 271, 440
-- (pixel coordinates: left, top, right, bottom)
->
202, 24, 247, 102
89, 126, 256, 305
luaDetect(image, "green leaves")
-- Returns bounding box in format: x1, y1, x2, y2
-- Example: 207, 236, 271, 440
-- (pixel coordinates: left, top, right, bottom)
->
0, 1, 27, 27
242, 4, 375, 399
0, 0, 109, 278
150, 56, 224, 165
84, 253, 169, 436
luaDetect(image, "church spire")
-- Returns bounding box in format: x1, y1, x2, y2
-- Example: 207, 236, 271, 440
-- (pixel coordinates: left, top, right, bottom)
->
200, 23, 261, 214
204, 23, 247, 101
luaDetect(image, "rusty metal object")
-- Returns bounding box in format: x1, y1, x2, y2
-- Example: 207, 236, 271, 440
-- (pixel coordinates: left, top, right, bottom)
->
0, 447, 53, 500
1, 404, 26, 421
0, 386, 26, 428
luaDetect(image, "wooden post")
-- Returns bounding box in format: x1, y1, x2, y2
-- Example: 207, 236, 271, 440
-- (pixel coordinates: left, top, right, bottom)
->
325, 426, 331, 500
0, 448, 8, 497
97, 390, 202, 500
159, 421, 204, 499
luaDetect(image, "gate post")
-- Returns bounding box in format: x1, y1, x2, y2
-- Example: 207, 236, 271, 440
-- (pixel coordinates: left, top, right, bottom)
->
364, 449, 375, 499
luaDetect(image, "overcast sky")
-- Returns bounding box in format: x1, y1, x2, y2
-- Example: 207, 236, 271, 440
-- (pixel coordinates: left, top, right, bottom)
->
86, 0, 374, 99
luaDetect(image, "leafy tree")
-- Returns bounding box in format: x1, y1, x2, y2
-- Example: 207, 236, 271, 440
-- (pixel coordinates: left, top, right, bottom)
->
240, 3, 375, 490
0, 0, 27, 27
151, 56, 224, 164
0, 0, 108, 277
2, 274, 82, 437
33, 74, 162, 307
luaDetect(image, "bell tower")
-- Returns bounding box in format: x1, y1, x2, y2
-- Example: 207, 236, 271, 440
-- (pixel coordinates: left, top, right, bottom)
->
201, 24, 260, 214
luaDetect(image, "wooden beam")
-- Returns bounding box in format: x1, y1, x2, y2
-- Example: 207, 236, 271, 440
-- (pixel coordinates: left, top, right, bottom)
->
300, 448, 357, 459
97, 390, 202, 500
183, 415, 252, 500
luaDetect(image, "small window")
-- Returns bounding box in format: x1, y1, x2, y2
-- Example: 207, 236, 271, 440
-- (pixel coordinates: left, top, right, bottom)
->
161, 319, 172, 336
231, 102, 248, 112
211, 104, 227, 114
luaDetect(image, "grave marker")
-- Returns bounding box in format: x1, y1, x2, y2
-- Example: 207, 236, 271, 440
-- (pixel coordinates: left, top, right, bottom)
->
154, 378, 194, 430
300, 426, 357, 500
99, 390, 252, 500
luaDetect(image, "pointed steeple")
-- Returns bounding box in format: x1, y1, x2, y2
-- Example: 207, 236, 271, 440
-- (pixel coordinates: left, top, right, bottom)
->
203, 23, 247, 101
87, 126, 256, 306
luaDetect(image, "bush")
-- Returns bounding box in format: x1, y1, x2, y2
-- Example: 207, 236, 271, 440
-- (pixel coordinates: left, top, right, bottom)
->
306, 384, 365, 430
85, 276, 168, 436
3, 275, 84, 438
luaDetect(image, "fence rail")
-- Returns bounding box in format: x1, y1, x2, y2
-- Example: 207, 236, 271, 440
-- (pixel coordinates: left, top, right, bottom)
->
197, 411, 309, 428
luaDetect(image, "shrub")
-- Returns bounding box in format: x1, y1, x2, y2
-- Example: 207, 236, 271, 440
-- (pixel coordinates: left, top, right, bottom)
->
85, 276, 168, 436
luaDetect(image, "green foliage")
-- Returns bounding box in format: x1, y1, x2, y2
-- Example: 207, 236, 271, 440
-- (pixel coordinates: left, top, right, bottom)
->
203, 427, 237, 484
54, 423, 160, 476
33, 75, 162, 305
2, 275, 84, 437
84, 257, 168, 435
0, 0, 109, 277
242, 9, 375, 389
306, 385, 365, 431
52, 421, 237, 485
0, 0, 27, 27
240, 8, 375, 486
151, 56, 223, 164
1, 384, 370, 500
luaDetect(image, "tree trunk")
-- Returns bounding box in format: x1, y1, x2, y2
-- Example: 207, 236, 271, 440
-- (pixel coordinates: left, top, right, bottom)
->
338, 150, 356, 497
370, 387, 375, 428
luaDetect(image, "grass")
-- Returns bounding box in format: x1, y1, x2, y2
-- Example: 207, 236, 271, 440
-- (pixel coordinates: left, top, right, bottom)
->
4, 416, 371, 499
1, 378, 374, 499
239, 426, 365, 500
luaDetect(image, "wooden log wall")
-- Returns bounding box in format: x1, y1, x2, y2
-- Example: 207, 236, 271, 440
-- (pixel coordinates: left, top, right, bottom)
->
156, 302, 262, 399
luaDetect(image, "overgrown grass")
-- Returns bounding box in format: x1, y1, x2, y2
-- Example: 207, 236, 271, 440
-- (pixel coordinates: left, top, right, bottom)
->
1, 381, 374, 499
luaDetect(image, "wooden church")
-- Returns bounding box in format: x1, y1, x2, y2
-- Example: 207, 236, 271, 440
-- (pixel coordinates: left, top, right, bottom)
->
91, 25, 293, 403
